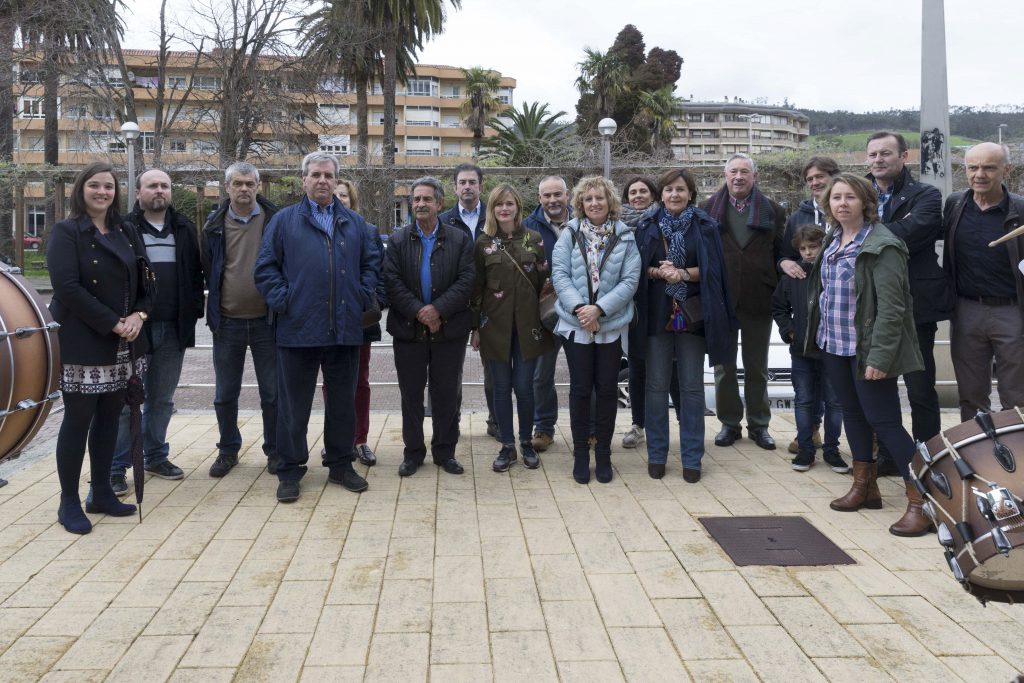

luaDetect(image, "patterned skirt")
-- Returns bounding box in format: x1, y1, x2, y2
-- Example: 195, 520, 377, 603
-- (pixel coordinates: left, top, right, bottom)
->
60, 339, 147, 395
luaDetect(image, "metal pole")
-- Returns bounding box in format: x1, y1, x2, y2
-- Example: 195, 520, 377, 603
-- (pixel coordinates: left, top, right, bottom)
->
603, 136, 611, 179
126, 145, 136, 208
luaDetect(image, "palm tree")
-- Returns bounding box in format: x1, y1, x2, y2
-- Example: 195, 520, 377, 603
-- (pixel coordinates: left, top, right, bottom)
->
482, 101, 572, 167
302, 0, 383, 166
575, 47, 627, 121
459, 67, 501, 157
634, 86, 683, 153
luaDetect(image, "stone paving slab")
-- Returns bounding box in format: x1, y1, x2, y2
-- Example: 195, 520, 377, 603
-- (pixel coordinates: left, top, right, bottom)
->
0, 410, 1022, 682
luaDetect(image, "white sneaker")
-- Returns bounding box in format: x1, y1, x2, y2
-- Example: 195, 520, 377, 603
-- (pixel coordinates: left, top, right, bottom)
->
622, 425, 645, 448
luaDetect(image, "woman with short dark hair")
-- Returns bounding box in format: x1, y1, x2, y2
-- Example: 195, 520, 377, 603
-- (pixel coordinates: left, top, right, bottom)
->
806, 173, 929, 536
634, 168, 736, 483
47, 162, 150, 533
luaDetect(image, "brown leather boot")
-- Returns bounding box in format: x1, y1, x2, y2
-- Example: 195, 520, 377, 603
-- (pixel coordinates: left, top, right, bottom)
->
829, 460, 882, 511
889, 479, 934, 537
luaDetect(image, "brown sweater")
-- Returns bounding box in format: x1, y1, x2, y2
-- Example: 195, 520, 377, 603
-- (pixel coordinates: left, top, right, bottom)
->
220, 212, 267, 319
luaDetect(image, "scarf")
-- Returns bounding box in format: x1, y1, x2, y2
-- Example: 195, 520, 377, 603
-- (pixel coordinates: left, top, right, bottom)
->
579, 217, 613, 297
705, 184, 773, 231
659, 207, 695, 303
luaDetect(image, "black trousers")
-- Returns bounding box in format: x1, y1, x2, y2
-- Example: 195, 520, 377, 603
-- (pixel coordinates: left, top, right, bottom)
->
821, 352, 914, 479
878, 322, 941, 464
57, 390, 125, 500
275, 345, 360, 482
394, 335, 468, 463
563, 333, 622, 456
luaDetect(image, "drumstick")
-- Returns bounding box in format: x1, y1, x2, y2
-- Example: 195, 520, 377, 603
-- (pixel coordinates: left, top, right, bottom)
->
989, 223, 1024, 247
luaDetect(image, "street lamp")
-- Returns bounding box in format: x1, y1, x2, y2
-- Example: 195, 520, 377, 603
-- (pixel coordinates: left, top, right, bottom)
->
120, 121, 141, 207
737, 114, 759, 155
598, 117, 617, 179
998, 123, 1008, 144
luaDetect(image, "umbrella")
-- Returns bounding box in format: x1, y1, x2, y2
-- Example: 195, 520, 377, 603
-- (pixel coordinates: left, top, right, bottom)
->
125, 345, 145, 522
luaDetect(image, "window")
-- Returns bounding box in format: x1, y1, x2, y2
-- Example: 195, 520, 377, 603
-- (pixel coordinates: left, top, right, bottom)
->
442, 142, 461, 157
108, 137, 127, 153
26, 205, 45, 237
194, 140, 219, 155
169, 139, 187, 153
65, 103, 88, 119
318, 104, 350, 125
442, 115, 461, 128
406, 77, 438, 97
19, 97, 44, 118
497, 87, 512, 106
405, 136, 439, 156
167, 76, 187, 89
19, 70, 41, 84
22, 133, 44, 151
322, 77, 349, 93
394, 200, 404, 229
142, 132, 156, 153
687, 113, 703, 122
404, 106, 438, 126
704, 113, 717, 122
689, 145, 703, 156
195, 76, 221, 91
93, 107, 115, 121
66, 133, 90, 151
319, 134, 350, 155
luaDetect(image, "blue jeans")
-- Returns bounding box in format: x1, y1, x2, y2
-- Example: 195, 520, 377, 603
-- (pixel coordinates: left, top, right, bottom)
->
488, 331, 537, 446
112, 321, 185, 474
645, 331, 706, 470
213, 317, 277, 459
790, 354, 842, 454
531, 333, 564, 436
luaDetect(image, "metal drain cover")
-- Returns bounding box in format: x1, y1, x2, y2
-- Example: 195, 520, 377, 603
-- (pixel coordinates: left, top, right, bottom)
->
699, 516, 855, 566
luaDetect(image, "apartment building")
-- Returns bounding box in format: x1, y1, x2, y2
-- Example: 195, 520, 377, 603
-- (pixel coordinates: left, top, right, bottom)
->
671, 101, 810, 164
12, 49, 516, 233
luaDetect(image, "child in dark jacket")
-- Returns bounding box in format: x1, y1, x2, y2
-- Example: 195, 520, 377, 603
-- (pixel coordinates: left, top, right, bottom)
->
771, 225, 847, 473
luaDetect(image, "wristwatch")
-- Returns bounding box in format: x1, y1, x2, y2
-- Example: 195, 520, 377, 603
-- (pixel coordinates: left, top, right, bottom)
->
136, 311, 148, 322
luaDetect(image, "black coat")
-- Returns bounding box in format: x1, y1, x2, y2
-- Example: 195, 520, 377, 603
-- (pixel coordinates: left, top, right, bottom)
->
382, 221, 475, 342
778, 198, 827, 267
129, 203, 205, 349
47, 214, 152, 365
439, 201, 486, 242
771, 260, 818, 358
867, 167, 953, 324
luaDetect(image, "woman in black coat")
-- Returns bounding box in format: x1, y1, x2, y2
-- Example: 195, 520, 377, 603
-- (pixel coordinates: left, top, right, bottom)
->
47, 162, 151, 534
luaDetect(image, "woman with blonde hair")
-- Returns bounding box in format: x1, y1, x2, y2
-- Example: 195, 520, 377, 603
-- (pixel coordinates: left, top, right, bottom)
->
471, 184, 552, 472
551, 176, 640, 483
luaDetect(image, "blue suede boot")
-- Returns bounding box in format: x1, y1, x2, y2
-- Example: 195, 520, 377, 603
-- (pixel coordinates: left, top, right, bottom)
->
58, 496, 92, 535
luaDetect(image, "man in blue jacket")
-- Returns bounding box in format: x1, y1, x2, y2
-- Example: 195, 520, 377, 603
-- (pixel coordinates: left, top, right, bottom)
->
255, 152, 380, 503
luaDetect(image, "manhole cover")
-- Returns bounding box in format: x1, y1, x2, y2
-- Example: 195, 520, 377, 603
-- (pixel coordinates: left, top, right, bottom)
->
699, 516, 855, 566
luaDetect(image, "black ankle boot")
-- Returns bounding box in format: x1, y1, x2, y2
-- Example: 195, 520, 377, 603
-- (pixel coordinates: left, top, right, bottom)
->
58, 496, 92, 534
85, 482, 137, 517
595, 451, 613, 483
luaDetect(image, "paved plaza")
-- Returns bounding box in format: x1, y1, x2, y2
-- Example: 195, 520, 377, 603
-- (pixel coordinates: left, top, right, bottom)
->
1, 409, 1023, 682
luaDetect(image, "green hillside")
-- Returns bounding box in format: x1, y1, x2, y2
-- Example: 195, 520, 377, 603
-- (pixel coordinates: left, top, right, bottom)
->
810, 130, 982, 152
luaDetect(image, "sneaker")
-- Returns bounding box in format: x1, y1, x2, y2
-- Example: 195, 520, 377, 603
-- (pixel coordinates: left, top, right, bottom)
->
823, 450, 851, 474
791, 450, 815, 472
110, 474, 129, 497
531, 432, 554, 452
521, 442, 540, 469
277, 480, 300, 503
209, 453, 238, 478
145, 460, 184, 480
622, 425, 645, 449
329, 466, 369, 493
493, 445, 517, 473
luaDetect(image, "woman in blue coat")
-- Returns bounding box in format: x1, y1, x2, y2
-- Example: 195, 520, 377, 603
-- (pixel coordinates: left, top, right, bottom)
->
635, 169, 737, 483
551, 176, 641, 484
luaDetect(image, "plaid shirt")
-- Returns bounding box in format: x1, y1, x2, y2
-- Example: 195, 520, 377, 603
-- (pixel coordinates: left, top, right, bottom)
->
816, 226, 873, 356
872, 181, 892, 220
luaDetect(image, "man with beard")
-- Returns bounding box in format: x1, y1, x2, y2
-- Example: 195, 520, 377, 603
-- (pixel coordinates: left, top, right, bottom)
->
383, 176, 475, 477
108, 169, 205, 493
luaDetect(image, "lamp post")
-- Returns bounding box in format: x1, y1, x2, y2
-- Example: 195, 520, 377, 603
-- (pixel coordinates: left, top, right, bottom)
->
598, 117, 617, 179
998, 123, 1008, 144
737, 114, 758, 155
120, 121, 141, 207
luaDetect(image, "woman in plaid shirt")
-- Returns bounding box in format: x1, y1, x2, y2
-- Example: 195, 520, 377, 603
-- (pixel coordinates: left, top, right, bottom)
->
804, 173, 931, 537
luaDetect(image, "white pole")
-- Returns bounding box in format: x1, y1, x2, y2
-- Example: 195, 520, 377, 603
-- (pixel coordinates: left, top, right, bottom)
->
920, 0, 951, 198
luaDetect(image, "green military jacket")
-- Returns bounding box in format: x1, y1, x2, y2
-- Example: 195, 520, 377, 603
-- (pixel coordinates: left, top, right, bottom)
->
472, 227, 554, 362
804, 223, 924, 378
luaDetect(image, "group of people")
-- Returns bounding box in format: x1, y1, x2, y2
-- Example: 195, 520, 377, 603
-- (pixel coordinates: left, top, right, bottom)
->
45, 136, 1023, 540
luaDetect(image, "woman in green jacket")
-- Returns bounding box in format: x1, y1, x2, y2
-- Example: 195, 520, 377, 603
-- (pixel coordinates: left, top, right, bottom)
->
471, 185, 553, 473
805, 173, 929, 537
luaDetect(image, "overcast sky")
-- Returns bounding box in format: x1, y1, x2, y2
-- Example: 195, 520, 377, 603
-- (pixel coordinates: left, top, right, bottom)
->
120, 0, 1023, 120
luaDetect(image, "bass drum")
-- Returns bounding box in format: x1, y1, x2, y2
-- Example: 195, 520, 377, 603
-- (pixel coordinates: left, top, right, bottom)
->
911, 409, 1024, 604
0, 264, 61, 462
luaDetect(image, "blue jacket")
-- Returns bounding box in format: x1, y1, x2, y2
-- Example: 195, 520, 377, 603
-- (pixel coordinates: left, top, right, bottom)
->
524, 205, 573, 266
200, 195, 278, 333
254, 197, 380, 347
439, 201, 486, 242
551, 218, 640, 336
631, 206, 738, 367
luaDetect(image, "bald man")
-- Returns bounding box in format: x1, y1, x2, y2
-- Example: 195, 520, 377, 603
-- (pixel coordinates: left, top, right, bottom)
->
943, 142, 1024, 419
109, 169, 206, 492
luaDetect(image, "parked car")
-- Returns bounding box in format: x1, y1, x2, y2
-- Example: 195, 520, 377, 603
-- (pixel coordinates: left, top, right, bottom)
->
23, 235, 41, 251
